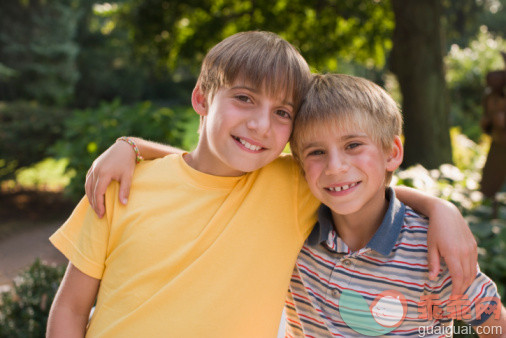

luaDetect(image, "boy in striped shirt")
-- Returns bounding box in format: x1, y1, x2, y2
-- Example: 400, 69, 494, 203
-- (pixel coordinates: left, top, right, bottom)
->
286, 73, 506, 337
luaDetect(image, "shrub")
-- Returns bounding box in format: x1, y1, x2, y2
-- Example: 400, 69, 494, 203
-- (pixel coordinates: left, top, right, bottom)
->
0, 101, 67, 183
0, 259, 65, 338
51, 99, 190, 201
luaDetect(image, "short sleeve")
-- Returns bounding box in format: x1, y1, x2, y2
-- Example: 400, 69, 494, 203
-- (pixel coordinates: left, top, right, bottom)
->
49, 183, 119, 279
431, 264, 500, 326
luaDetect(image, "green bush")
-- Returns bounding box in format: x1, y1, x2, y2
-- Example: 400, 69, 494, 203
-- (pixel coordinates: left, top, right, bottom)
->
0, 101, 67, 182
0, 259, 65, 338
51, 99, 191, 201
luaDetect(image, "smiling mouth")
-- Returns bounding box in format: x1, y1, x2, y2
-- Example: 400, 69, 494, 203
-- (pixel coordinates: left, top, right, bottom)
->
233, 136, 264, 152
326, 181, 360, 192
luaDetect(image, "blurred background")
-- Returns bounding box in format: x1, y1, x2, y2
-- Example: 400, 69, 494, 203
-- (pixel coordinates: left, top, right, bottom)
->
0, 0, 504, 336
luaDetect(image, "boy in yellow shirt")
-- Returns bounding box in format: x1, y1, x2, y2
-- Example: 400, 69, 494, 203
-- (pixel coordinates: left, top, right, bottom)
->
48, 31, 476, 337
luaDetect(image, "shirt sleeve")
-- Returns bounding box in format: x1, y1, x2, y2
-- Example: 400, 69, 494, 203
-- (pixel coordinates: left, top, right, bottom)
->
283, 154, 319, 239
430, 263, 501, 326
49, 183, 119, 279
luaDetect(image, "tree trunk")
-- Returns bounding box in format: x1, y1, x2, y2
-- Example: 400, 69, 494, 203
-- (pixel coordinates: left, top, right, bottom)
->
390, 0, 452, 169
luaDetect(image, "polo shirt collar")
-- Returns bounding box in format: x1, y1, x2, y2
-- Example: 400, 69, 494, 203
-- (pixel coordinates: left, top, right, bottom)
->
307, 187, 405, 256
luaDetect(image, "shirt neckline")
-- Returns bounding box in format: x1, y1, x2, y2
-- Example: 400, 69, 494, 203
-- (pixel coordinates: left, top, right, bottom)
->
307, 187, 405, 256
168, 154, 244, 190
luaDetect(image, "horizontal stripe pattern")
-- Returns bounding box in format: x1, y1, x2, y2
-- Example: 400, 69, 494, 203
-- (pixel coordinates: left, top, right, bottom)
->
285, 206, 499, 337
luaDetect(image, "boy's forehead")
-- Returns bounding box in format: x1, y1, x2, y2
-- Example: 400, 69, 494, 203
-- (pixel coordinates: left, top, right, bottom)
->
298, 118, 370, 144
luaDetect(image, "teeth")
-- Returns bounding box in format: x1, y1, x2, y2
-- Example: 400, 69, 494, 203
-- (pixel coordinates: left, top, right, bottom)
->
328, 182, 357, 192
238, 138, 262, 151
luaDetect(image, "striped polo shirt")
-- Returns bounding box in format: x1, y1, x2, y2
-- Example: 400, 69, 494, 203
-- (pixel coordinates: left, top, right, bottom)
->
285, 188, 499, 337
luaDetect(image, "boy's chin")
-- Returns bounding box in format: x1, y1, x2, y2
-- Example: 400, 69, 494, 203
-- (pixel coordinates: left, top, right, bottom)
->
325, 200, 364, 216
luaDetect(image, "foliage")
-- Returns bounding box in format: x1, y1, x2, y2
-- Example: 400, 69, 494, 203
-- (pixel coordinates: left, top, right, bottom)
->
394, 128, 489, 211
476, 0, 506, 38
445, 27, 506, 141
468, 208, 506, 298
118, 0, 393, 74
0, 0, 82, 105
51, 99, 190, 201
72, 2, 148, 108
10, 158, 73, 192
442, 0, 504, 48
0, 101, 68, 183
0, 63, 16, 80
0, 259, 65, 338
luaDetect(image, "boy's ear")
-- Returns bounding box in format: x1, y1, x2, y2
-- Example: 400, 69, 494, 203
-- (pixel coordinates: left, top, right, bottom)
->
386, 136, 404, 172
192, 84, 208, 117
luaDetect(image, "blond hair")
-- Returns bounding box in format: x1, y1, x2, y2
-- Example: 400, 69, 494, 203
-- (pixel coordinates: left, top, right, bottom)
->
290, 73, 403, 183
197, 31, 311, 112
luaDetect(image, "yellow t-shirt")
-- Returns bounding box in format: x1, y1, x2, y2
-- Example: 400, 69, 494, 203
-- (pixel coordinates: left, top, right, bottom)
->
50, 154, 318, 337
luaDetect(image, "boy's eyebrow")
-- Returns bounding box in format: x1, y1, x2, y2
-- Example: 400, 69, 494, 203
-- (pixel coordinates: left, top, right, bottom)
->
300, 133, 369, 151
301, 141, 324, 151
231, 85, 258, 92
341, 133, 368, 140
230, 85, 294, 107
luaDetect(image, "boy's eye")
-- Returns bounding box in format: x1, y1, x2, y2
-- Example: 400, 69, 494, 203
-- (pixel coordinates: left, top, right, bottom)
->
275, 110, 292, 119
346, 142, 361, 150
235, 95, 251, 103
307, 150, 325, 156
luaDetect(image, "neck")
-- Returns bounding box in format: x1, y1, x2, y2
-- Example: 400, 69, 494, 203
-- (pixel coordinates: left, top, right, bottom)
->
183, 141, 244, 177
331, 189, 389, 252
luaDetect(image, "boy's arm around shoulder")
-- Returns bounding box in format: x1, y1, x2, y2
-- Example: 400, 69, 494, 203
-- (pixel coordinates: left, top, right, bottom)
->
47, 263, 100, 338
393, 185, 477, 296
86, 137, 185, 218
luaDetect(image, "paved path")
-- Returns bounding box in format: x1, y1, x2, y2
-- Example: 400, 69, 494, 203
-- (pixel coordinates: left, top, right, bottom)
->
0, 221, 66, 290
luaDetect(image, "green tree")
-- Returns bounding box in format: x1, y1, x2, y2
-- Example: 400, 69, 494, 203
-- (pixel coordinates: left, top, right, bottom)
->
0, 0, 81, 105
72, 2, 151, 107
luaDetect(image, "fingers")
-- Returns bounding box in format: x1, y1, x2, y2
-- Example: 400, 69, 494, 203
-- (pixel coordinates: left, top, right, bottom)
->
118, 173, 132, 205
85, 167, 93, 204
463, 237, 478, 292
444, 255, 465, 296
438, 236, 477, 297
427, 246, 440, 281
451, 227, 478, 296
94, 176, 111, 218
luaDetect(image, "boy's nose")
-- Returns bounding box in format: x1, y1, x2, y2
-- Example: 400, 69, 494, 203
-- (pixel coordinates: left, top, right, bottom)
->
246, 109, 270, 135
325, 153, 349, 175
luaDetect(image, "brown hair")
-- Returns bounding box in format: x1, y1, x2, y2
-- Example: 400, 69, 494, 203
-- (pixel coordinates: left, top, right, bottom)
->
290, 73, 403, 183
197, 31, 311, 113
